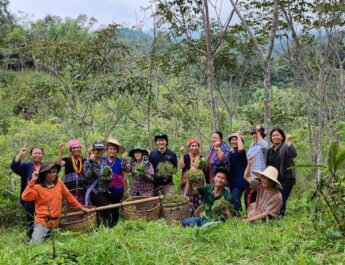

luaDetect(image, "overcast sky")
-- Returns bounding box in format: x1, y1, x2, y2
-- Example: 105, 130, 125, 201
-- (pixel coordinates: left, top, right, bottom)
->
9, 0, 153, 28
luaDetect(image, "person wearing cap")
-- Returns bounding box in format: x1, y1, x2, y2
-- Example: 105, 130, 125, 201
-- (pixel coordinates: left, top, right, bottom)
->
245, 126, 269, 208
244, 156, 283, 222
182, 167, 233, 227
227, 131, 248, 214
56, 139, 87, 204
21, 162, 90, 244
84, 141, 111, 227
122, 146, 154, 197
102, 138, 127, 226
179, 138, 205, 214
267, 128, 297, 216
205, 131, 230, 184
149, 133, 178, 196
10, 146, 44, 240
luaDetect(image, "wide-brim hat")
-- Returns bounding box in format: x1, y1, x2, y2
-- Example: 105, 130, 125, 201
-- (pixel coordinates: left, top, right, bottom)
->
253, 166, 282, 189
104, 138, 125, 154
226, 133, 245, 143
38, 161, 61, 178
129, 146, 148, 158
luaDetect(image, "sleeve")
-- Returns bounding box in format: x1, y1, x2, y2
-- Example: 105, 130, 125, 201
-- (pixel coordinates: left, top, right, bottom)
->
265, 194, 283, 217
144, 162, 155, 182
84, 160, 101, 181
122, 159, 132, 173
171, 152, 178, 168
61, 181, 83, 209
21, 179, 38, 201
249, 179, 261, 191
10, 158, 24, 176
287, 144, 297, 158
83, 160, 93, 180
220, 144, 230, 162
257, 139, 268, 158
266, 148, 272, 166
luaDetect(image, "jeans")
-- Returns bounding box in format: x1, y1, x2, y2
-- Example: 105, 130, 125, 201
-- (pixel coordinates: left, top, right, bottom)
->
230, 186, 246, 214
181, 216, 208, 227
30, 223, 51, 244
280, 185, 294, 216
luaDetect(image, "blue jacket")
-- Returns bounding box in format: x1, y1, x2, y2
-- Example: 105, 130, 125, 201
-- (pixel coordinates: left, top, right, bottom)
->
10, 158, 35, 211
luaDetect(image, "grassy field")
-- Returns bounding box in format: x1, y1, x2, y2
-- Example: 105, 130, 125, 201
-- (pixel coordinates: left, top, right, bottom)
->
0, 195, 344, 265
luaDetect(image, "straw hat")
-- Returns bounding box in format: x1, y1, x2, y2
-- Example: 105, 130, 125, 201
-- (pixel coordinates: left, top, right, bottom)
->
226, 133, 245, 143
104, 138, 125, 154
253, 166, 283, 189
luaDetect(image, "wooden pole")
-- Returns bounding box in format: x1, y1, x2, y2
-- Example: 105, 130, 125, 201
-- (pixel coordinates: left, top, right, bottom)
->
62, 196, 163, 218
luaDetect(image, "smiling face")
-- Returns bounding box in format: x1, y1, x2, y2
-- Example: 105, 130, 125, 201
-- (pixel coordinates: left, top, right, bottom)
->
134, 151, 143, 161
30, 148, 43, 164
271, 131, 284, 145
93, 149, 104, 159
156, 138, 167, 150
214, 172, 228, 188
107, 145, 118, 159
260, 175, 275, 188
70, 146, 81, 157
230, 137, 238, 149
44, 168, 58, 185
211, 133, 221, 147
189, 143, 199, 155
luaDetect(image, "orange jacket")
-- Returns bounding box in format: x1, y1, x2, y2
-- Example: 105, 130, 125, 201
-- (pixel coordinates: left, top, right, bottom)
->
22, 178, 82, 227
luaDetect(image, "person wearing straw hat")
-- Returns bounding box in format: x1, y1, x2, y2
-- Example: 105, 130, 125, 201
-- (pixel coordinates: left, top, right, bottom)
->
10, 146, 44, 241
245, 125, 268, 209
244, 156, 283, 222
102, 138, 127, 227
122, 146, 154, 197
22, 161, 90, 244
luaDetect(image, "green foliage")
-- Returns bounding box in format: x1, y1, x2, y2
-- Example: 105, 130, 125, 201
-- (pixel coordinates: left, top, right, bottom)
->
186, 169, 204, 184
156, 162, 178, 182
133, 165, 146, 175
162, 194, 187, 204
211, 197, 234, 220
100, 166, 112, 181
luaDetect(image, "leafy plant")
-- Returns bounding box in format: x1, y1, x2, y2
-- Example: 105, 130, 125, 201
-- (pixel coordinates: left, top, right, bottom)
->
198, 157, 208, 169
162, 194, 187, 204
186, 169, 204, 184
157, 162, 177, 181
133, 164, 146, 175
101, 166, 112, 181
211, 197, 234, 220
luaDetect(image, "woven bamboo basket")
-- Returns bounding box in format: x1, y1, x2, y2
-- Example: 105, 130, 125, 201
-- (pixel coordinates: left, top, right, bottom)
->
122, 196, 160, 221
161, 196, 190, 224
60, 210, 97, 232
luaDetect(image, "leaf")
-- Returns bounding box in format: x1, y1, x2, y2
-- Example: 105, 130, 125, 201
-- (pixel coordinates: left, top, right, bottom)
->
335, 150, 345, 171
327, 142, 338, 172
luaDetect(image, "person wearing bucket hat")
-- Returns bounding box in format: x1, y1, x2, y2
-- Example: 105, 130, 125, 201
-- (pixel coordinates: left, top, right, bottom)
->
267, 128, 297, 216
227, 131, 248, 214
179, 138, 205, 214
22, 161, 90, 244
244, 156, 282, 222
182, 167, 233, 227
245, 125, 269, 209
122, 146, 154, 197
10, 146, 44, 240
101, 138, 127, 227
149, 133, 178, 196
56, 139, 87, 205
205, 131, 230, 185
84, 140, 113, 227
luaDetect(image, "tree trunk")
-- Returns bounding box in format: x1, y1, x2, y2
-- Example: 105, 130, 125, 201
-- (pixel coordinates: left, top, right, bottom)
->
263, 60, 271, 135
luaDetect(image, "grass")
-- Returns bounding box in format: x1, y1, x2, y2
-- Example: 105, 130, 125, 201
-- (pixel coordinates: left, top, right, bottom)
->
0, 195, 344, 265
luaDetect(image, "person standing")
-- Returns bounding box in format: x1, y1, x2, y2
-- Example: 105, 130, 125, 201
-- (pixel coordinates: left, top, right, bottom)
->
149, 133, 178, 196
10, 146, 44, 240
267, 128, 297, 216
245, 126, 268, 208
227, 132, 248, 214
205, 131, 230, 184
102, 138, 127, 227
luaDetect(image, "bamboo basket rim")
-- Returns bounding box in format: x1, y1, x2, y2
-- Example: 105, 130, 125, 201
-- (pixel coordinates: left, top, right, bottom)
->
161, 196, 189, 207
60, 211, 96, 226
122, 196, 160, 213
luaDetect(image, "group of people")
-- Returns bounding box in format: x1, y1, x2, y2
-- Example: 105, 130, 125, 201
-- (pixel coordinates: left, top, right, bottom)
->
10, 126, 297, 243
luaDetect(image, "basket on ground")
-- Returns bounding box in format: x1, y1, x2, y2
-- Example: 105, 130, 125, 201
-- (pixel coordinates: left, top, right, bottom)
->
161, 196, 190, 224
60, 209, 97, 232
122, 196, 160, 221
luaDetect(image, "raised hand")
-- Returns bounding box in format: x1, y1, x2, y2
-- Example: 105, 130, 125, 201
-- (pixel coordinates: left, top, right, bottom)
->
58, 142, 64, 152
180, 145, 185, 154
248, 155, 255, 165
32, 171, 39, 181
122, 152, 127, 160
18, 147, 27, 158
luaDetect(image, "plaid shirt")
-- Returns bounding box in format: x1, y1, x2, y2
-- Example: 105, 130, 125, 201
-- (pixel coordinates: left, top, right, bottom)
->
247, 139, 268, 179
84, 159, 109, 193
122, 158, 154, 196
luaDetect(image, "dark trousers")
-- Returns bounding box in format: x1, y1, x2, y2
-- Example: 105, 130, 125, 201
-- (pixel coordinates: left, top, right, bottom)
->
280, 184, 294, 216
230, 186, 246, 214
90, 191, 112, 227
109, 190, 123, 227
24, 208, 35, 240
